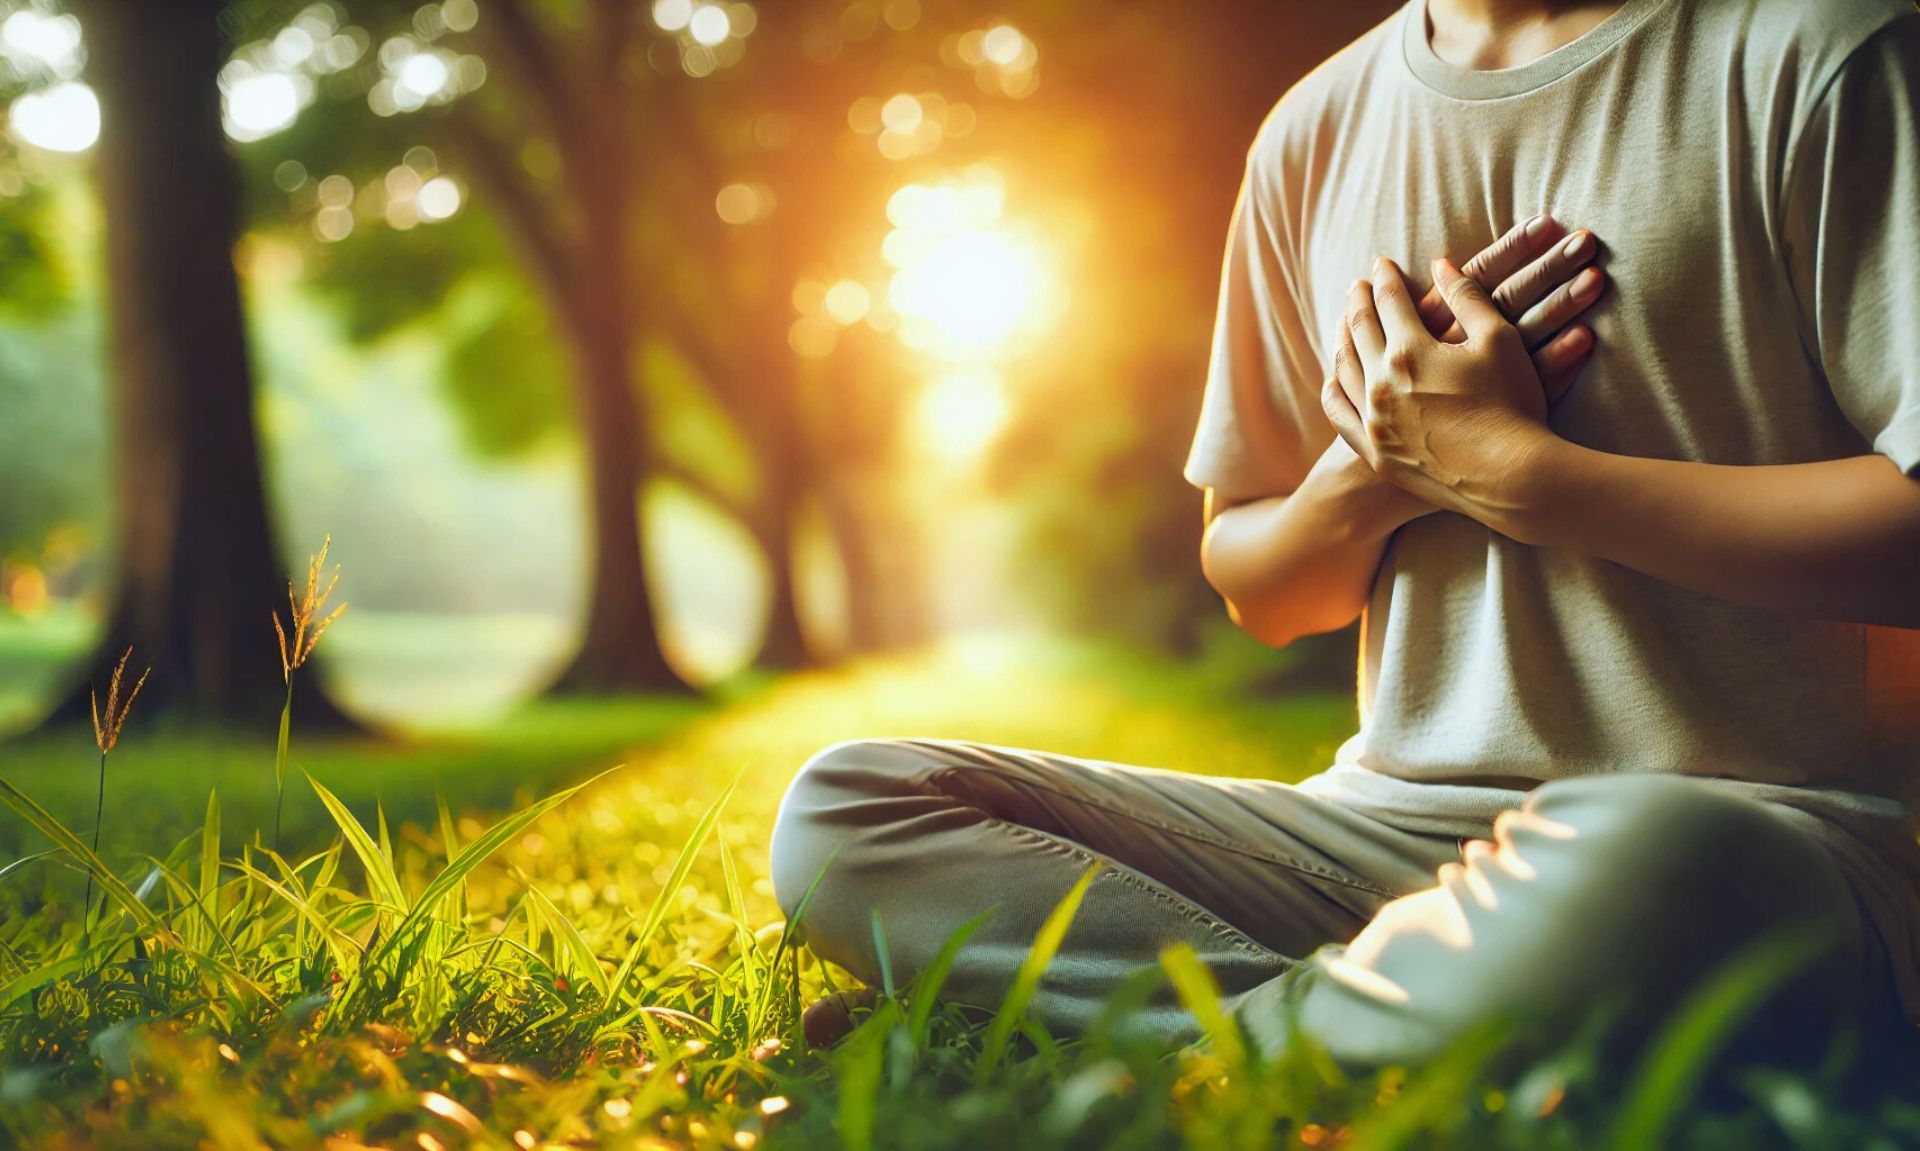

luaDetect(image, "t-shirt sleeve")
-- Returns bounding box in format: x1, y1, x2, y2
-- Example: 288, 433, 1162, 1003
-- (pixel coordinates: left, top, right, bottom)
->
1182, 128, 1334, 502
1781, 13, 1920, 475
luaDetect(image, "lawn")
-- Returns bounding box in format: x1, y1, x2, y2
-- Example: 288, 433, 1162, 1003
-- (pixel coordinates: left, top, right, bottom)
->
0, 623, 1911, 1149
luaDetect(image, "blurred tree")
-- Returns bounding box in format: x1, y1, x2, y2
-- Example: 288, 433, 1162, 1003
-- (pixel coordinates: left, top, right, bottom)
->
49, 0, 346, 724
0, 183, 105, 565
232, 0, 698, 690
236, 0, 984, 671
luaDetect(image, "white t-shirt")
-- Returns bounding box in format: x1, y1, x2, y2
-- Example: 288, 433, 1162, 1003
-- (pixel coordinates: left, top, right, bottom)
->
1186, 0, 1920, 1016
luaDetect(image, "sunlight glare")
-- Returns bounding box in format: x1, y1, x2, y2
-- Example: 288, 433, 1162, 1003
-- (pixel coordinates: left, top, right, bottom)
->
919, 370, 1008, 463
889, 230, 1043, 351
7, 80, 99, 153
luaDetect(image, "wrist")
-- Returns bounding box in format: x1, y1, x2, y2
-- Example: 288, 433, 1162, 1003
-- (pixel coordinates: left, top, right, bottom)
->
1494, 432, 1588, 546
1311, 438, 1431, 538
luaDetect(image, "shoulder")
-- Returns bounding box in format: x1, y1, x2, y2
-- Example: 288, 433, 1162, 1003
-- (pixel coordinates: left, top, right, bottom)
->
1706, 0, 1919, 102
1244, 8, 1406, 190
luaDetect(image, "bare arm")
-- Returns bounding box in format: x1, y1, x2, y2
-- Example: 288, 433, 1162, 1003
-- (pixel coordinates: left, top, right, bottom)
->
1202, 217, 1606, 647
1510, 448, 1920, 626
1202, 442, 1427, 648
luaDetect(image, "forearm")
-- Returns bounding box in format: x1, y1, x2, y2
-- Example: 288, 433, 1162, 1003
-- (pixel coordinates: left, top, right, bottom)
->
1507, 441, 1920, 627
1202, 446, 1427, 647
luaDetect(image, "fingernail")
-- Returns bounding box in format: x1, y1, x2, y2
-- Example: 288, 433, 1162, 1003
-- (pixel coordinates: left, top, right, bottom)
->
1564, 231, 1594, 260
1526, 213, 1553, 239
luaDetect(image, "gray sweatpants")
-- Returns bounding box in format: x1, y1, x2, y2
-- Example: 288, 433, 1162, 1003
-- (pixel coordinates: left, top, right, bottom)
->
769, 739, 1896, 1064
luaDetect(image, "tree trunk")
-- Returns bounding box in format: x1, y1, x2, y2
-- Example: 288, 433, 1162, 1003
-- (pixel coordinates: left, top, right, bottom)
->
549, 319, 688, 693
51, 0, 346, 728
753, 470, 812, 671
548, 78, 688, 695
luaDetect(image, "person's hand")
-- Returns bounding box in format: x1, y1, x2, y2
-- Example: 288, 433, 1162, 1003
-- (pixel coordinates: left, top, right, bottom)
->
1414, 213, 1604, 397
1322, 258, 1562, 532
1314, 215, 1605, 524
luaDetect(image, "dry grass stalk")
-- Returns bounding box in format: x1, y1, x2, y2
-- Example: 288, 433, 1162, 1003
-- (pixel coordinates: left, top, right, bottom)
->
90, 646, 151, 756
275, 535, 348, 682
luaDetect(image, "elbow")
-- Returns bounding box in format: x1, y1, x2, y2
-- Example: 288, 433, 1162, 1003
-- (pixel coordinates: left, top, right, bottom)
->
1219, 592, 1358, 650
1222, 595, 1307, 650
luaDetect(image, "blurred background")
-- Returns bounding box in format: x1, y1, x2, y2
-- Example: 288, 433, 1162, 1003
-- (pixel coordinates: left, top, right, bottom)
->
0, 0, 1396, 840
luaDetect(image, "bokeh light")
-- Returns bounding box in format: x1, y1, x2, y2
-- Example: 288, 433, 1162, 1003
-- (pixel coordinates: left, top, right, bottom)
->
1, 8, 83, 76
225, 72, 301, 140
7, 80, 98, 153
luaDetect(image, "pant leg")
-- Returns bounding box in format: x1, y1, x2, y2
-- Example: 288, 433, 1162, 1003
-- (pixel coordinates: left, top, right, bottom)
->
769, 738, 1462, 1039
1232, 774, 1890, 1067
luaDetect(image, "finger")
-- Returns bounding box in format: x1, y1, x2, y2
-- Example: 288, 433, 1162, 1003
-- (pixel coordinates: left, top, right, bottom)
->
1463, 213, 1565, 285
1333, 321, 1366, 411
1418, 213, 1564, 333
1321, 374, 1368, 453
1495, 229, 1598, 327
1347, 278, 1387, 367
1531, 324, 1593, 405
1433, 258, 1506, 341
1515, 265, 1605, 349
1371, 258, 1427, 347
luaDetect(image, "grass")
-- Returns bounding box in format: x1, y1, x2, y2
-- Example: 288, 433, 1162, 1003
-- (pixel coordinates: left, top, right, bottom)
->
0, 620, 1915, 1149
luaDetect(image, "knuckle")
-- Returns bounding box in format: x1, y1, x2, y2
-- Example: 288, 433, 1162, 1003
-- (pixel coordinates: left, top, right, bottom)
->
1366, 378, 1395, 408
1384, 347, 1419, 377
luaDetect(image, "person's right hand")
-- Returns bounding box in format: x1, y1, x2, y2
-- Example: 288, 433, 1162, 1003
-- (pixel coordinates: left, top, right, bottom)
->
1318, 214, 1607, 519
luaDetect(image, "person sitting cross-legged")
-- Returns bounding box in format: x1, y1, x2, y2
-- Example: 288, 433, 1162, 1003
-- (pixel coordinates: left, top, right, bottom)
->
770, 0, 1920, 1068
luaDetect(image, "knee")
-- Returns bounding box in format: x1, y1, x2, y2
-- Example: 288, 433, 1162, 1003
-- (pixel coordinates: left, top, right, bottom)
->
1521, 775, 1854, 940
768, 739, 925, 920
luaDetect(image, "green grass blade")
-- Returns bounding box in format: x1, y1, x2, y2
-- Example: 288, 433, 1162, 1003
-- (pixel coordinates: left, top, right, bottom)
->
835, 997, 903, 1151
376, 799, 393, 867
611, 770, 739, 1000
227, 857, 358, 970
1160, 943, 1245, 1067
752, 846, 840, 1042
306, 775, 408, 912
522, 879, 611, 1000
0, 776, 159, 932
717, 837, 758, 1007
0, 954, 85, 1010
975, 865, 1096, 1082
906, 911, 990, 1048
870, 909, 895, 999
435, 786, 460, 862
0, 850, 57, 887
196, 789, 221, 950
1611, 925, 1835, 1151
369, 768, 618, 969
274, 694, 291, 794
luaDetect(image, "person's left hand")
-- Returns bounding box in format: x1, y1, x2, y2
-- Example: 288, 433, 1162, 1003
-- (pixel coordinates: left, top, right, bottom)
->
1321, 256, 1562, 531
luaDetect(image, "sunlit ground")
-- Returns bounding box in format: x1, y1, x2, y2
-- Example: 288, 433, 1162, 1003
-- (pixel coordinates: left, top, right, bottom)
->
0, 611, 1353, 862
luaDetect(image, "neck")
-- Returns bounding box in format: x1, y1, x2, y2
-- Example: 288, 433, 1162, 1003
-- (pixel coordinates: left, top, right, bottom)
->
1426, 0, 1627, 70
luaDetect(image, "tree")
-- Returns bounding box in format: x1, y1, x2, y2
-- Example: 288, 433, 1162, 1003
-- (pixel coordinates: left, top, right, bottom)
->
52, 0, 345, 724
